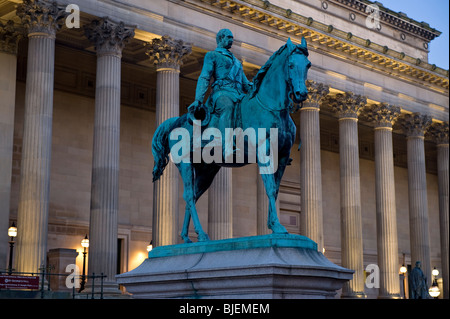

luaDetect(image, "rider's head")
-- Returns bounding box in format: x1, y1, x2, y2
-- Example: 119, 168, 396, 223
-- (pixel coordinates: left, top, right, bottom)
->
216, 29, 234, 50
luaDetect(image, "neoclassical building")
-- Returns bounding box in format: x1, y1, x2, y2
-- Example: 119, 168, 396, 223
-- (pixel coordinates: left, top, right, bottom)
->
0, 0, 448, 299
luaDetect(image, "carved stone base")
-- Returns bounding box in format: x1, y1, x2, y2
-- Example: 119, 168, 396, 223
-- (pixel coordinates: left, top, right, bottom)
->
116, 234, 353, 299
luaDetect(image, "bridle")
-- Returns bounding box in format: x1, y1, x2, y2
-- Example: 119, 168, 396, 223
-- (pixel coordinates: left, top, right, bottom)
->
286, 49, 308, 112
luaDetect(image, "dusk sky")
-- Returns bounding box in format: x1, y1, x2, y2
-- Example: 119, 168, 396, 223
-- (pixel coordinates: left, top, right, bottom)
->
380, 0, 449, 70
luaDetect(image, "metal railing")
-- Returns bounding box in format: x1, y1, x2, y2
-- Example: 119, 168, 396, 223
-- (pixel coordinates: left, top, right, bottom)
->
0, 268, 106, 299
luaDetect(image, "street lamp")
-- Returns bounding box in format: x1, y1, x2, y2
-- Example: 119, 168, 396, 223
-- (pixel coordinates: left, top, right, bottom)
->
429, 267, 440, 299
8, 222, 17, 275
400, 264, 407, 275
79, 234, 89, 292
399, 264, 408, 298
399, 253, 408, 299
432, 267, 439, 277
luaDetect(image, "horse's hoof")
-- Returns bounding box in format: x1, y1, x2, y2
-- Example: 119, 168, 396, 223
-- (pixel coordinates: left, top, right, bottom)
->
182, 234, 192, 243
198, 233, 210, 242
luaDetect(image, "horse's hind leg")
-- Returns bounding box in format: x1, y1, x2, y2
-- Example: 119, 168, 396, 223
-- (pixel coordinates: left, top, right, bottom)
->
178, 164, 192, 243
181, 208, 192, 243
179, 163, 210, 242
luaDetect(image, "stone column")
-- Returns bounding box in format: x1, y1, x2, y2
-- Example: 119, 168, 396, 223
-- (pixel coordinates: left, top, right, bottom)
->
300, 80, 329, 252
329, 92, 366, 298
399, 113, 433, 284
208, 169, 233, 240
365, 103, 401, 299
0, 20, 21, 270
146, 36, 191, 246
84, 18, 134, 292
429, 121, 449, 299
14, 0, 66, 274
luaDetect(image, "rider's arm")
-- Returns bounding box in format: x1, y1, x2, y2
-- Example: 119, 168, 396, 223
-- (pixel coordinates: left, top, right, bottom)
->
241, 69, 253, 93
195, 52, 214, 103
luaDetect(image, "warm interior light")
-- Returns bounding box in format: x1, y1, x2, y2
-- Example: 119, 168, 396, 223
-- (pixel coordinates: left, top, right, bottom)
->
432, 267, 439, 277
429, 284, 440, 298
81, 235, 89, 248
147, 240, 153, 252
8, 223, 17, 238
400, 264, 407, 274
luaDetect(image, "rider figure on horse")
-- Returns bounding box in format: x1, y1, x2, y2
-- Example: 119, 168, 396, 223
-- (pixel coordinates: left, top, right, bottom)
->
189, 29, 253, 158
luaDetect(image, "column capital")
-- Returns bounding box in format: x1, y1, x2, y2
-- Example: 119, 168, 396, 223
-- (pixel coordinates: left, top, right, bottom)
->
145, 35, 192, 71
398, 113, 432, 138
428, 121, 449, 145
16, 0, 67, 37
328, 92, 366, 119
84, 18, 135, 57
303, 80, 329, 109
0, 20, 23, 54
363, 103, 401, 129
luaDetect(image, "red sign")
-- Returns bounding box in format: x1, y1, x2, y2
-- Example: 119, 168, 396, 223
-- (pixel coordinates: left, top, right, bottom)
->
0, 275, 40, 290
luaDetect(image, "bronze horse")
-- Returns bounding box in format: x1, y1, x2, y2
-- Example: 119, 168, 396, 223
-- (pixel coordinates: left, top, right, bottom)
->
152, 38, 311, 243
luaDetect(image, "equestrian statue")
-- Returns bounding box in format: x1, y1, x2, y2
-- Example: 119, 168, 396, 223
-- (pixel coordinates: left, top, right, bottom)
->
152, 29, 311, 243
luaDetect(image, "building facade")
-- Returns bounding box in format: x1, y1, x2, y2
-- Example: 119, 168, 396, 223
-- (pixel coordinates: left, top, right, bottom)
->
0, 0, 448, 298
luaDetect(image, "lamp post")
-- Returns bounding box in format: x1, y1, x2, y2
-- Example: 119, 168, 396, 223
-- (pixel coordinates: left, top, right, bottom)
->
79, 234, 89, 292
399, 253, 408, 299
429, 267, 440, 299
399, 264, 407, 299
7, 222, 17, 275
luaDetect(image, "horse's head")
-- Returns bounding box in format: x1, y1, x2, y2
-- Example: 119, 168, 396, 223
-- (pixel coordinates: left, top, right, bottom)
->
286, 37, 311, 104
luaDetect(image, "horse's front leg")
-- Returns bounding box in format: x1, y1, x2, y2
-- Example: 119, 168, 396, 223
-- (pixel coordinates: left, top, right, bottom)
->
260, 171, 288, 234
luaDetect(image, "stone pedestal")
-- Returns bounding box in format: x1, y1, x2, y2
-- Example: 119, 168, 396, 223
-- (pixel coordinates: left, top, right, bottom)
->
116, 234, 353, 299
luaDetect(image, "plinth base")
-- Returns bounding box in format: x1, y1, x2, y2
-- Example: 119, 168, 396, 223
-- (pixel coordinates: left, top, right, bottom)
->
116, 234, 353, 299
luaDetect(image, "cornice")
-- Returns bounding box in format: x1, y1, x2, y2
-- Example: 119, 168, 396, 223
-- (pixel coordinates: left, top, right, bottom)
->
189, 0, 448, 91
330, 0, 441, 41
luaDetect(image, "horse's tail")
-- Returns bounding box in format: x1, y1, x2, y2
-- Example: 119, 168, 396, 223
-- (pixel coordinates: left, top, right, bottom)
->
152, 117, 179, 182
